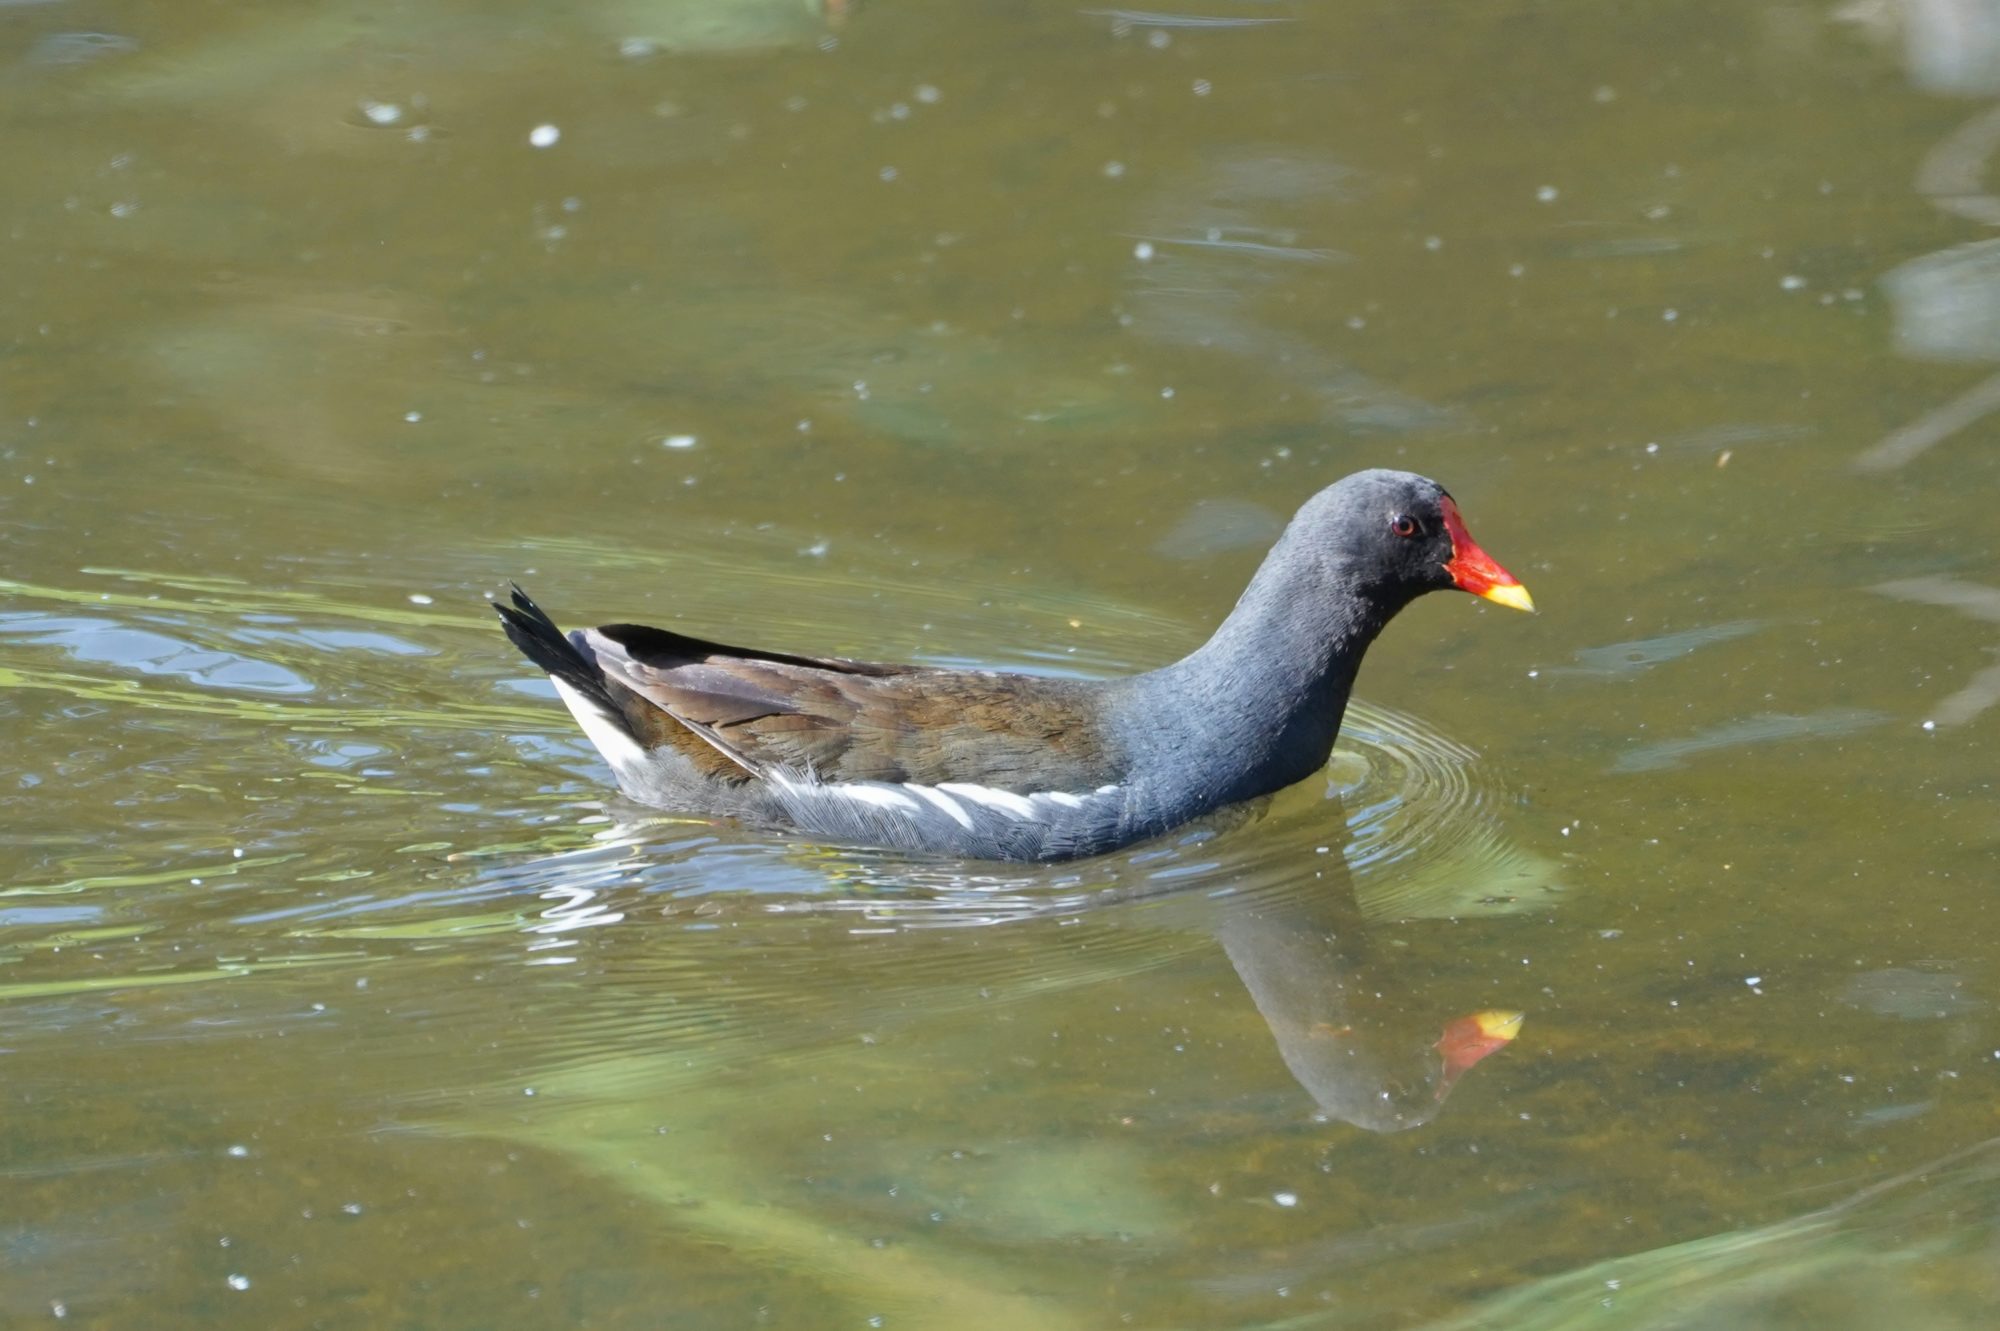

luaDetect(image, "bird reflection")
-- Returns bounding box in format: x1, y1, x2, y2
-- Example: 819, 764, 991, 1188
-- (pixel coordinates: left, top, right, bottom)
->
1203, 826, 1520, 1133
499, 788, 1526, 1132
737, 791, 1527, 1132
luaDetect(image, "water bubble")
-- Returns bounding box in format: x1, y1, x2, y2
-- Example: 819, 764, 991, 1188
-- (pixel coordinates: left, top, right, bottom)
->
528, 124, 560, 149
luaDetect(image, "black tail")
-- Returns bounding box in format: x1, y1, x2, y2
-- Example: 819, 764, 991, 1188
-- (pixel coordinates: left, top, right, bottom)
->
494, 584, 621, 716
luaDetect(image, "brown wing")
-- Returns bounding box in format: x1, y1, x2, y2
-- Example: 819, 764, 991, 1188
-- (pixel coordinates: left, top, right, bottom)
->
583, 622, 1120, 790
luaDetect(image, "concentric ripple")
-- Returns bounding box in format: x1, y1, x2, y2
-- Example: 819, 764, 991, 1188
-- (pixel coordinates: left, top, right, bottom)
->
1326, 698, 1563, 921
475, 693, 1561, 938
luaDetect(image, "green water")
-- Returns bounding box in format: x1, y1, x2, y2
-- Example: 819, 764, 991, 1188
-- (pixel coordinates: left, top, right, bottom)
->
3, 1, 1998, 1326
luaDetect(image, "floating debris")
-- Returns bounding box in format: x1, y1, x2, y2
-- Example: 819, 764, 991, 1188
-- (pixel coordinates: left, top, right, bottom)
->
26, 31, 140, 66
1555, 619, 1765, 678
1152, 497, 1285, 559
1873, 575, 2000, 624
1610, 708, 1888, 773
1839, 966, 1982, 1021
1084, 9, 1298, 30
1120, 230, 1347, 263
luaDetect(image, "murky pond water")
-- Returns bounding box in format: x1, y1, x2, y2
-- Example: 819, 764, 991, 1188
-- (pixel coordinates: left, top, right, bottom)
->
4, 0, 1999, 1326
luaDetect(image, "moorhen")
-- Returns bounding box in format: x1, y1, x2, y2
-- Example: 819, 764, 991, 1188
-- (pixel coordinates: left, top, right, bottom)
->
497, 468, 1532, 861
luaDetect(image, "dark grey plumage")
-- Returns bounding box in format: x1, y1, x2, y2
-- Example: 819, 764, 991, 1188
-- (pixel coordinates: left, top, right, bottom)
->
497, 469, 1531, 861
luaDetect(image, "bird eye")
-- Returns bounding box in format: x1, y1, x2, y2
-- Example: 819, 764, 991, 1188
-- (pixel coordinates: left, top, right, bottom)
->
1391, 513, 1421, 538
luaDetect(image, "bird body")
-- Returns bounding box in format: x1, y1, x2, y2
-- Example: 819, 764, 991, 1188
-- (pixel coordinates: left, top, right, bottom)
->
497, 469, 1531, 861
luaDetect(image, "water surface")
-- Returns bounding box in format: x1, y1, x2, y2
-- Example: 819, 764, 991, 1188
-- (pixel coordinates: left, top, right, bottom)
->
3, 1, 1998, 1326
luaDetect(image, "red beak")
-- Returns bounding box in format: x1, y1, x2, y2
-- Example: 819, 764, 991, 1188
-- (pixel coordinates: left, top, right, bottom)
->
1440, 496, 1534, 612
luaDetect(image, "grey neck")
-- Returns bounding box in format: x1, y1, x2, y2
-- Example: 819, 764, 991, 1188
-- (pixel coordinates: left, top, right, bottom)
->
1117, 554, 1398, 815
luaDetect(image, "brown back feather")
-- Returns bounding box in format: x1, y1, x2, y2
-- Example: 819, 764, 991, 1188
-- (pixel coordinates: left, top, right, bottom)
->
585, 624, 1119, 790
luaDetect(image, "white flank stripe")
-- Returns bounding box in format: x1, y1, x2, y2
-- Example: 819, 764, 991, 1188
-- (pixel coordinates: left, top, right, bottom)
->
843, 784, 920, 815
1035, 791, 1085, 809
550, 678, 649, 775
937, 782, 1038, 820
903, 783, 975, 829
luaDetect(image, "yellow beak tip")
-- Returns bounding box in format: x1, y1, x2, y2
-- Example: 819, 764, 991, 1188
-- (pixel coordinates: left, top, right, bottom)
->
1480, 582, 1536, 614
